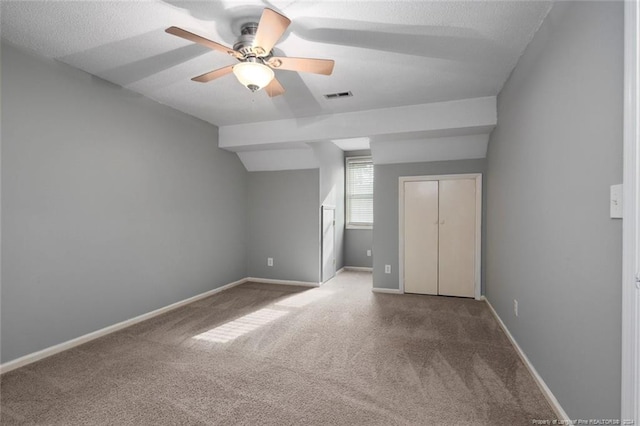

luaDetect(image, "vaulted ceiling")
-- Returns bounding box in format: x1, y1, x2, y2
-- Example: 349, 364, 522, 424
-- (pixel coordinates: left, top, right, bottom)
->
1, 1, 553, 169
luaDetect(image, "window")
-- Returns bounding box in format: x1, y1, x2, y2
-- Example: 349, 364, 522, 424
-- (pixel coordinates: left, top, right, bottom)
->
346, 156, 373, 229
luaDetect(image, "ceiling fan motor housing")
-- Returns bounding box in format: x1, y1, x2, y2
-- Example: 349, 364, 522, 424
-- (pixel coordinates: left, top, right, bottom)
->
234, 23, 270, 58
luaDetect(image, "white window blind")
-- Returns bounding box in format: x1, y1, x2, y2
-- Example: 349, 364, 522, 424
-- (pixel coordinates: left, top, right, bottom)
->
346, 157, 373, 228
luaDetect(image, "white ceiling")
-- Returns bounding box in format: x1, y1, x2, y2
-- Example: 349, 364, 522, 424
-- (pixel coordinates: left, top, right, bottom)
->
1, 0, 552, 167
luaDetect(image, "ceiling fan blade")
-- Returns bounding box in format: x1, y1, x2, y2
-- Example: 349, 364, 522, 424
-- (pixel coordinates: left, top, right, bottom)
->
253, 8, 291, 56
268, 57, 334, 75
265, 77, 285, 97
191, 65, 234, 83
166, 26, 240, 58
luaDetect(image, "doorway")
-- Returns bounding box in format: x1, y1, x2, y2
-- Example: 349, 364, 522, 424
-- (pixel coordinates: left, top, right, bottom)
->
621, 0, 639, 421
322, 206, 336, 283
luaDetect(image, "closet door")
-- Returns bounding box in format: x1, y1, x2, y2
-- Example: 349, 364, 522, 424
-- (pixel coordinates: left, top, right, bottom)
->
403, 180, 439, 295
438, 179, 476, 297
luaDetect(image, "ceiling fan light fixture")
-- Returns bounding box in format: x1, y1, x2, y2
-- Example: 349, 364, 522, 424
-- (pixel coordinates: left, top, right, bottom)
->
233, 61, 274, 92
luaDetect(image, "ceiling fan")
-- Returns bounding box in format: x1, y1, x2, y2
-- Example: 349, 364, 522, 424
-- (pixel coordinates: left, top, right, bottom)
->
166, 8, 335, 97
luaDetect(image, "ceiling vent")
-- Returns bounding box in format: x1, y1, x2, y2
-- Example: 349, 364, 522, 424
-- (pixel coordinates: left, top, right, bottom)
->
324, 91, 353, 99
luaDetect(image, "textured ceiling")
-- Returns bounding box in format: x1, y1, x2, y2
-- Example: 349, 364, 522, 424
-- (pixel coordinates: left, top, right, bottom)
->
1, 0, 552, 128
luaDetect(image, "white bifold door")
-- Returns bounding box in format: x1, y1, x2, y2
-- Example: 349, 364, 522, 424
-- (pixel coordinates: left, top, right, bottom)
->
403, 178, 477, 298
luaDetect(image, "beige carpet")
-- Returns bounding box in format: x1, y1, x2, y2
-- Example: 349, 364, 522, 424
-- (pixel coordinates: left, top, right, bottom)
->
0, 271, 556, 425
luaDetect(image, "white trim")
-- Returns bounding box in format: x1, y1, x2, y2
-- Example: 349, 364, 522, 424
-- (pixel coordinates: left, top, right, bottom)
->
344, 266, 373, 272
0, 277, 248, 374
398, 173, 482, 300
622, 0, 640, 423
345, 224, 373, 230
247, 277, 321, 287
482, 296, 570, 422
372, 287, 403, 294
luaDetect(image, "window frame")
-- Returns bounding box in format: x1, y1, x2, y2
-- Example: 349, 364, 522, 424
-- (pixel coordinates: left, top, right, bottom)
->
345, 156, 374, 230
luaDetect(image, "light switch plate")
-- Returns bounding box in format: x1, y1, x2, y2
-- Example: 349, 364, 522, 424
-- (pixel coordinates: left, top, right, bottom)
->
610, 184, 623, 219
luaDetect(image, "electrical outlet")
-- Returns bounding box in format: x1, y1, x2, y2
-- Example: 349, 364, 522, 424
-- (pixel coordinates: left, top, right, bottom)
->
366, 249, 372, 257
384, 264, 391, 274
513, 299, 518, 317
267, 257, 273, 267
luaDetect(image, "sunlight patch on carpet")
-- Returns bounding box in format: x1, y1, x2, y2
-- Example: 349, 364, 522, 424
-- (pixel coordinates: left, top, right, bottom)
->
192, 308, 288, 343
275, 289, 335, 308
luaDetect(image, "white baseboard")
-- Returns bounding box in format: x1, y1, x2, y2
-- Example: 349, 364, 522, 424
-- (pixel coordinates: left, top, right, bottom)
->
344, 266, 373, 272
247, 277, 320, 287
481, 296, 570, 422
0, 277, 248, 374
372, 287, 402, 294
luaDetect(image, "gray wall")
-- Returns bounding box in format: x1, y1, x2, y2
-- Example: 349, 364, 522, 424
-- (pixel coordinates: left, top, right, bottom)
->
1, 43, 248, 363
344, 229, 373, 268
485, 2, 623, 419
311, 142, 345, 271
373, 159, 486, 289
246, 169, 320, 283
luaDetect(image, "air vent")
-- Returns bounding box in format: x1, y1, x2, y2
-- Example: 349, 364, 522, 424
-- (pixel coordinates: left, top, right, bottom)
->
324, 91, 353, 99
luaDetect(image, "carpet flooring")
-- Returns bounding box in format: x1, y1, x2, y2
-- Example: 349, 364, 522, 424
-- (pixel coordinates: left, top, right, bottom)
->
0, 271, 556, 425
